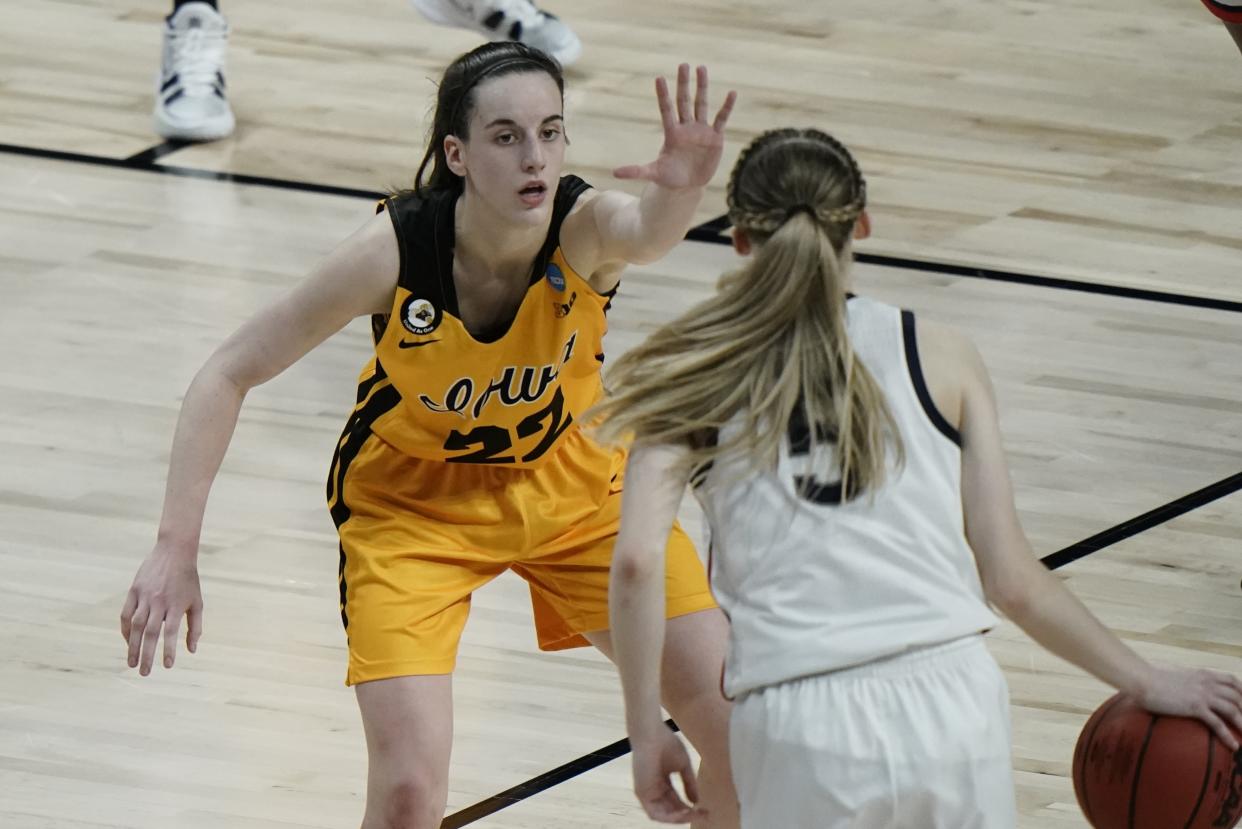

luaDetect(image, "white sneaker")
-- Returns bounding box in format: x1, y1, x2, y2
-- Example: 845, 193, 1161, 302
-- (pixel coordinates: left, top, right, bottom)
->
153, 2, 235, 141
411, 0, 582, 67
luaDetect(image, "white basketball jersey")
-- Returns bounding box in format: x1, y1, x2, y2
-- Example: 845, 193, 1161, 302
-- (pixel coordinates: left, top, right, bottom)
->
696, 296, 998, 699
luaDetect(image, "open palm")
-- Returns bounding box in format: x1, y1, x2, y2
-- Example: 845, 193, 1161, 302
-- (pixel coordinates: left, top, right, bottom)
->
615, 64, 737, 190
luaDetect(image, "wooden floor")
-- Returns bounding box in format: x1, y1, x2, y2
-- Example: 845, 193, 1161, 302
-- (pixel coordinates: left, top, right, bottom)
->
2, 1, 1241, 827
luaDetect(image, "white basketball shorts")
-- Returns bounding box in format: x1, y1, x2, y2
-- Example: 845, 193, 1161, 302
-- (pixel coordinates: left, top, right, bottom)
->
728, 635, 1017, 829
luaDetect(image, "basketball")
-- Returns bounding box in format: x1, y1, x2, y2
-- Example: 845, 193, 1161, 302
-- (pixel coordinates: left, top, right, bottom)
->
1072, 693, 1242, 829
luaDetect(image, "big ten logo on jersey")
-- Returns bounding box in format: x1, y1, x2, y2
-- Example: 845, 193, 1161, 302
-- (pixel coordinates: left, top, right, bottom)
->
419, 331, 579, 464
787, 407, 854, 506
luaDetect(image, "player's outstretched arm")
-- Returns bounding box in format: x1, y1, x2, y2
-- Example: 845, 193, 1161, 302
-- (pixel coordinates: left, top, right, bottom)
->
119, 212, 398, 677
957, 337, 1242, 748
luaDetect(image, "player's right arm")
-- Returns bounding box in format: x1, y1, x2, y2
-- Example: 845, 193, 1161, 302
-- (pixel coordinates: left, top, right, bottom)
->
934, 325, 1242, 747
120, 211, 399, 677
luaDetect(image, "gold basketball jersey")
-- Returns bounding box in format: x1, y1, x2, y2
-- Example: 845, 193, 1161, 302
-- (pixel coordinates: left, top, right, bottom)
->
347, 176, 612, 468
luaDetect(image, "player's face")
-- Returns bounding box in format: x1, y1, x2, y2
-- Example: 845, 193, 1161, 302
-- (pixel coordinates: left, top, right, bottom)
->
452, 72, 566, 225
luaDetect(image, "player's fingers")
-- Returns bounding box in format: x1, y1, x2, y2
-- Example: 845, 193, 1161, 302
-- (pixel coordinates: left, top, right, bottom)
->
613, 162, 658, 182
162, 616, 181, 669
678, 764, 700, 807
187, 600, 204, 653
712, 90, 738, 132
693, 65, 708, 123
1211, 690, 1242, 745
120, 588, 138, 641
654, 76, 675, 132
127, 606, 150, 668
139, 613, 164, 676
650, 789, 693, 823
1200, 707, 1238, 751
1218, 671, 1242, 696
675, 63, 691, 123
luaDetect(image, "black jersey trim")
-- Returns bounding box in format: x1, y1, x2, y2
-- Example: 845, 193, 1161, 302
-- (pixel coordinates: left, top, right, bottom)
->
689, 428, 719, 488
384, 176, 592, 344
326, 364, 401, 630
900, 310, 962, 447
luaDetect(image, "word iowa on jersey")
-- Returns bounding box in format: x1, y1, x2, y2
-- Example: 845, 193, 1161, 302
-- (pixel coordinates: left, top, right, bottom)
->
365, 250, 612, 469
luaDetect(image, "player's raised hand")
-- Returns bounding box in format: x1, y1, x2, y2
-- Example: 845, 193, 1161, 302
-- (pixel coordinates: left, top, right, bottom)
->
614, 64, 737, 191
120, 548, 203, 675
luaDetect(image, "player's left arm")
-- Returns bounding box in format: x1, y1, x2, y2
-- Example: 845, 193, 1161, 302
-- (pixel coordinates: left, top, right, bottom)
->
561, 64, 735, 293
609, 441, 704, 821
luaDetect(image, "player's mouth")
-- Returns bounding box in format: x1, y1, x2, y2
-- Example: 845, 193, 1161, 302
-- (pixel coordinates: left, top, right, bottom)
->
519, 181, 548, 208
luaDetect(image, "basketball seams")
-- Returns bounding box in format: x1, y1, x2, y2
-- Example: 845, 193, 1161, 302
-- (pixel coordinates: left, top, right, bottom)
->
1078, 693, 1128, 825
1182, 728, 1215, 829
1127, 714, 1159, 829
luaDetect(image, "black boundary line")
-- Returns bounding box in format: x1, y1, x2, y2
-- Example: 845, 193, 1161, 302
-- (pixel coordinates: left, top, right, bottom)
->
1, 141, 384, 201
442, 470, 1242, 827
688, 213, 1242, 314
7, 140, 1241, 314
124, 139, 193, 165
1040, 471, 1242, 570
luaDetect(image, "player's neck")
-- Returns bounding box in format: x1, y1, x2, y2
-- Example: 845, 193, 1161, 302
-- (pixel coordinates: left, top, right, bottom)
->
454, 194, 549, 287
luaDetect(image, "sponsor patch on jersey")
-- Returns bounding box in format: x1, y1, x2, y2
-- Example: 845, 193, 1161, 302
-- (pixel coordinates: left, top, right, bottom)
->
546, 263, 566, 292
553, 291, 577, 318
400, 296, 441, 335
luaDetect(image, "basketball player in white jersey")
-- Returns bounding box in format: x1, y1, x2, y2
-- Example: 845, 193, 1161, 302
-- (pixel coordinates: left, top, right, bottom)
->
593, 128, 1242, 826
1203, 0, 1242, 56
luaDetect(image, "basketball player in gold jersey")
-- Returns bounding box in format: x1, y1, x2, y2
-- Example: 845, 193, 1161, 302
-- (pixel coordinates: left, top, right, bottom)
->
119, 42, 739, 829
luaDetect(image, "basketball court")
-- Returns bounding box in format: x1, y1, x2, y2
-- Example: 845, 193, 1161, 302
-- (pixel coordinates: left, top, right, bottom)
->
2, 0, 1240, 826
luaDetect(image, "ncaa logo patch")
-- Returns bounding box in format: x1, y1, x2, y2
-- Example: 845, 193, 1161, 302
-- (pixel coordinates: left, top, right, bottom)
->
400, 296, 441, 335
546, 263, 566, 292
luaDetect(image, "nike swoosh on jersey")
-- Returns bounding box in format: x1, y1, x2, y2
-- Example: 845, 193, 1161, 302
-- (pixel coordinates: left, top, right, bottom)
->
398, 339, 441, 349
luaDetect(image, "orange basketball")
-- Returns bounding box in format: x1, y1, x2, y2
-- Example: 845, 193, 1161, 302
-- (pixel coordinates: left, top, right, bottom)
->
1072, 693, 1242, 829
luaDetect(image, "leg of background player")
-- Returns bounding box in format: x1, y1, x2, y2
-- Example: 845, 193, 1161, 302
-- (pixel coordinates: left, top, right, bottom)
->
150, 0, 581, 142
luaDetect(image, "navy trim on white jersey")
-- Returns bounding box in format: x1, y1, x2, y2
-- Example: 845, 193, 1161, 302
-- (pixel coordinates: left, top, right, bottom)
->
901, 310, 961, 447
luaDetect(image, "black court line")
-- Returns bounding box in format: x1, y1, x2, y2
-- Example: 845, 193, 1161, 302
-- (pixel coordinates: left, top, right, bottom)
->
1040, 470, 1242, 570
442, 470, 1242, 826
124, 139, 193, 165
7, 140, 1240, 314
439, 720, 680, 828
1, 141, 384, 201
689, 214, 1242, 314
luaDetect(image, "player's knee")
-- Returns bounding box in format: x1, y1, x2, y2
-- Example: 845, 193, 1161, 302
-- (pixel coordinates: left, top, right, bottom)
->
369, 773, 447, 829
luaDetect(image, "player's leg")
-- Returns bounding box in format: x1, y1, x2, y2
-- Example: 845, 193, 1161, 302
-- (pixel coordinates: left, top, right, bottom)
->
409, 0, 582, 66
333, 441, 511, 827
154, 0, 234, 140
355, 676, 454, 829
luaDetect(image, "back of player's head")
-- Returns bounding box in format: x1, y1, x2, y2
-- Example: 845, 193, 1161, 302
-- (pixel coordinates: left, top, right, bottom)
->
726, 128, 866, 255
415, 42, 565, 194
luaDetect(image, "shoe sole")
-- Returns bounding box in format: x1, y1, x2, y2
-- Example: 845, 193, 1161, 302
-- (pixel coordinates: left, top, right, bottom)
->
153, 109, 236, 142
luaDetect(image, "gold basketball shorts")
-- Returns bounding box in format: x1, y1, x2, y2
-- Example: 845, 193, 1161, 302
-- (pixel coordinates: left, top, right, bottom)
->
327, 426, 714, 685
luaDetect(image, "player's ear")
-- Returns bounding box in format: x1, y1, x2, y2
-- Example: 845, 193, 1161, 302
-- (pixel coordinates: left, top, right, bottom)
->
445, 135, 467, 177
732, 227, 752, 256
853, 211, 871, 241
